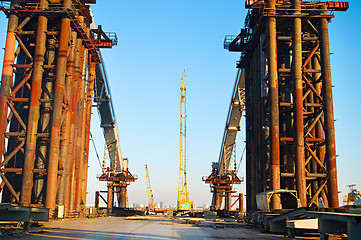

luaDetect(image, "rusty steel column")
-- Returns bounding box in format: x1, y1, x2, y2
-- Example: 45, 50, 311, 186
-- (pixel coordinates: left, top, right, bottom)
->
81, 59, 95, 208
239, 193, 243, 213
74, 42, 85, 210
45, 0, 72, 211
0, 1, 19, 165
67, 37, 82, 212
215, 190, 220, 210
107, 184, 113, 213
268, 0, 281, 210
78, 49, 89, 210
21, 0, 48, 206
292, 0, 307, 207
34, 38, 56, 205
119, 186, 127, 208
319, 4, 339, 208
62, 31, 77, 212
0, 1, 20, 203
225, 190, 231, 212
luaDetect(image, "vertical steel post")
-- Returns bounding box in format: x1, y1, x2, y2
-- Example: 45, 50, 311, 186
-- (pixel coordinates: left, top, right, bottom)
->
319, 4, 339, 208
107, 183, 113, 213
65, 32, 81, 214
239, 193, 243, 213
34, 38, 56, 205
69, 38, 82, 212
95, 191, 99, 208
45, 0, 72, 211
62, 31, 77, 213
119, 186, 127, 208
245, 67, 253, 211
215, 190, 220, 210
0, 0, 19, 164
74, 43, 85, 210
21, 0, 48, 206
292, 0, 307, 207
78, 49, 89, 210
81, 59, 95, 208
225, 190, 231, 212
268, 0, 281, 209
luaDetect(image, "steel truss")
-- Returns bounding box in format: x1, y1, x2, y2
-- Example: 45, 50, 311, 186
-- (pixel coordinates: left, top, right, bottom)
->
225, 0, 348, 212
0, 0, 125, 218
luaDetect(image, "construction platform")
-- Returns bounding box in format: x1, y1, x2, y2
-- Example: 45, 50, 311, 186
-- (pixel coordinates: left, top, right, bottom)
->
14, 216, 289, 240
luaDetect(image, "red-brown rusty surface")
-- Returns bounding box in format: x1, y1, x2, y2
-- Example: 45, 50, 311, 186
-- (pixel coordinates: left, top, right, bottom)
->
74, 43, 86, 211
46, 11, 71, 211
21, 0, 48, 206
0, 0, 121, 218
319, 4, 339, 208
292, 0, 307, 208
0, 6, 18, 168
268, 0, 281, 210
225, 0, 347, 212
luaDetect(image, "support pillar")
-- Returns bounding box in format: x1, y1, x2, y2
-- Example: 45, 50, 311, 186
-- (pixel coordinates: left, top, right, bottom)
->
119, 186, 127, 208
225, 190, 231, 212
292, 0, 307, 207
95, 191, 99, 209
67, 36, 81, 212
239, 193, 244, 213
81, 59, 95, 209
215, 189, 220, 210
21, 0, 48, 206
268, 0, 281, 210
0, 1, 19, 165
107, 184, 113, 213
46, 0, 72, 212
320, 4, 339, 208
58, 32, 76, 210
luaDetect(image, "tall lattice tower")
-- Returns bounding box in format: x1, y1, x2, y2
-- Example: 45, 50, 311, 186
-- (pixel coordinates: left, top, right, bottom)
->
177, 70, 193, 211
145, 164, 155, 210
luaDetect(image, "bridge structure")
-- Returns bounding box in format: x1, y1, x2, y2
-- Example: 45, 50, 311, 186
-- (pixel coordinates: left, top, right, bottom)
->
0, 0, 135, 219
218, 0, 348, 213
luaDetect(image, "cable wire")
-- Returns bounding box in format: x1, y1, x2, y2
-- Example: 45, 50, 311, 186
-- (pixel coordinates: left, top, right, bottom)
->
90, 131, 103, 172
236, 144, 246, 174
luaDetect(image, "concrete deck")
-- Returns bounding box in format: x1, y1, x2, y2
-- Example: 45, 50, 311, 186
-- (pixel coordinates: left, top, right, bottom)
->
15, 216, 291, 239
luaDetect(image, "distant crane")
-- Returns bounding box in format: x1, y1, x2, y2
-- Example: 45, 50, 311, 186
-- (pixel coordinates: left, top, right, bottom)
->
177, 70, 193, 213
145, 164, 156, 211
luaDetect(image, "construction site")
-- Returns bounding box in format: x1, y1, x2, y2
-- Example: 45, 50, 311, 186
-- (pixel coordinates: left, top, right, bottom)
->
0, 0, 360, 239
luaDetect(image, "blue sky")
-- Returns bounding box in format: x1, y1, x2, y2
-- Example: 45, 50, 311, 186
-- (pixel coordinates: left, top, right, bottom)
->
0, 1, 360, 208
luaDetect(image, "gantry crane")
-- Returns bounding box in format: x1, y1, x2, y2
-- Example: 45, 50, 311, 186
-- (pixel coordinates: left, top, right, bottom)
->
145, 164, 156, 211
177, 70, 193, 213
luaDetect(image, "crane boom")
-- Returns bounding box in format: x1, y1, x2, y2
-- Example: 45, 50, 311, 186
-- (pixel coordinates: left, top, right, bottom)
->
145, 164, 155, 210
218, 68, 245, 175
203, 68, 244, 211
177, 70, 193, 211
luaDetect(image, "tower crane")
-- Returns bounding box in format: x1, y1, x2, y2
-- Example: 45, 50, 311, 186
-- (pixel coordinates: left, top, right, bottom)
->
177, 70, 193, 213
145, 164, 156, 211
